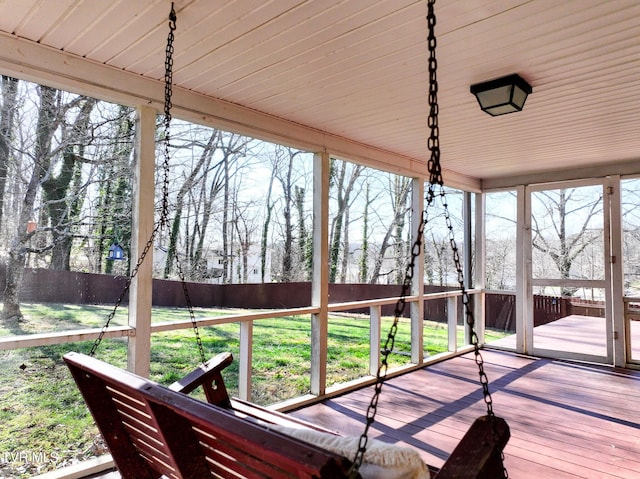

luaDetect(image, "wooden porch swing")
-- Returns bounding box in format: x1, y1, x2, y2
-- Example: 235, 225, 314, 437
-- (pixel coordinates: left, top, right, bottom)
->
64, 350, 508, 479
66, 2, 509, 478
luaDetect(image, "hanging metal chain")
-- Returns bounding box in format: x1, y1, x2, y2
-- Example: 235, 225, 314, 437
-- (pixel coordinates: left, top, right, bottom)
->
160, 3, 206, 365
439, 184, 496, 417
91, 3, 206, 365
424, 3, 506, 473
161, 4, 176, 230
90, 230, 161, 357
425, 1, 506, 474
348, 215, 424, 478
175, 252, 207, 364
424, 0, 495, 419
350, 1, 505, 476
426, 0, 440, 189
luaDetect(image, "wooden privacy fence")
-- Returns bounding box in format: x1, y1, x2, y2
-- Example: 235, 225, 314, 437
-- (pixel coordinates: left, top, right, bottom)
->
0, 266, 607, 334
0, 266, 454, 317
485, 293, 607, 333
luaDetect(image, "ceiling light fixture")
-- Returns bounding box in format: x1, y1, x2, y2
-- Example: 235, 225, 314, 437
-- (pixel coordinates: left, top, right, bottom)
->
470, 74, 532, 116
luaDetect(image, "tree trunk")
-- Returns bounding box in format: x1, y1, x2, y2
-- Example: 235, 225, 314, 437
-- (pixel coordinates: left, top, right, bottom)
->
3, 247, 25, 322
275, 147, 300, 282
329, 160, 345, 283
329, 161, 363, 283
394, 177, 407, 285
369, 177, 410, 284
261, 174, 275, 283
222, 151, 230, 283
234, 214, 250, 283
100, 106, 135, 274
164, 131, 216, 278
42, 97, 96, 270
339, 206, 350, 283
359, 183, 370, 282
0, 76, 18, 231
3, 85, 57, 321
45, 150, 77, 270
281, 150, 295, 282
294, 185, 311, 280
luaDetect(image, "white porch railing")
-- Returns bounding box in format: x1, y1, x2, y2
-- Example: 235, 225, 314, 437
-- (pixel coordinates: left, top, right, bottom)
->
0, 289, 482, 405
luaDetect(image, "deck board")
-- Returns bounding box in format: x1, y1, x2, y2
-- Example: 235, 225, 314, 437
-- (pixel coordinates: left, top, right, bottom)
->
292, 349, 640, 479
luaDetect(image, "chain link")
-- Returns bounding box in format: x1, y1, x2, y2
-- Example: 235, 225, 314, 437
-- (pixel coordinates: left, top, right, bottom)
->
91, 3, 206, 365
350, 1, 506, 476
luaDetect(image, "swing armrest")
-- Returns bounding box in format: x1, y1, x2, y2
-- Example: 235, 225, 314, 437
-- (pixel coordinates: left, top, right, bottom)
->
434, 415, 510, 479
169, 351, 233, 408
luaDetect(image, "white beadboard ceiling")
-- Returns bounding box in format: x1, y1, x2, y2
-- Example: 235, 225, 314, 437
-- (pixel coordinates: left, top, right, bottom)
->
0, 0, 639, 189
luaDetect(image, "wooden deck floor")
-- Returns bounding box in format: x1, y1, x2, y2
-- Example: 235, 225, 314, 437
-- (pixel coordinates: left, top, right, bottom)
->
75, 348, 640, 479
488, 315, 640, 359
292, 349, 640, 478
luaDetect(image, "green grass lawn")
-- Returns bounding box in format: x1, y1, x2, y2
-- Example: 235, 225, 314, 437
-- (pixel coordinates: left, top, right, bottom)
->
0, 302, 508, 477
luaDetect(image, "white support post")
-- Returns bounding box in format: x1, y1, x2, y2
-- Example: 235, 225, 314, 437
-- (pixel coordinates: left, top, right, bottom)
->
238, 320, 253, 401
370, 305, 382, 375
463, 191, 473, 345
411, 178, 425, 364
516, 185, 531, 354
448, 296, 458, 352
311, 151, 330, 396
127, 106, 156, 377
607, 176, 625, 366
474, 192, 486, 345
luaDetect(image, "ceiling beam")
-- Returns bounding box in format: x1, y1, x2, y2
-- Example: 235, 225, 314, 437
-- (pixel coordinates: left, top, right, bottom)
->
482, 158, 640, 190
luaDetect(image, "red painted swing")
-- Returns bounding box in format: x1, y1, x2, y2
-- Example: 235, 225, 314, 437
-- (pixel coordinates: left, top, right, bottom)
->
67, 2, 509, 478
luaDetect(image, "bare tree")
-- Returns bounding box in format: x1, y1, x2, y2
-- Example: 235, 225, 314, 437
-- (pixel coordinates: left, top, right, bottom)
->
233, 198, 258, 283
369, 176, 411, 284
164, 129, 219, 279
531, 188, 602, 296
41, 96, 97, 270
359, 182, 370, 283
294, 185, 312, 280
328, 159, 363, 283
3, 85, 58, 321
485, 236, 516, 290
271, 147, 305, 282
260, 170, 276, 283
485, 188, 603, 296
97, 106, 135, 274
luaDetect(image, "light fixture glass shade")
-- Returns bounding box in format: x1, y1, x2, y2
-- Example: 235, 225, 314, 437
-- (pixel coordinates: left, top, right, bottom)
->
470, 74, 532, 116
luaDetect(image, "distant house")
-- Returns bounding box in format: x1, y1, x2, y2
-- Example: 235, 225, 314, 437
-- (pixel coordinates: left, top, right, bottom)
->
153, 244, 270, 284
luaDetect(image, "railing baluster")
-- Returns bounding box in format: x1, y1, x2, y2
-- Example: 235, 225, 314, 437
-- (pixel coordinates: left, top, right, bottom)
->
448, 296, 458, 352
239, 320, 253, 401
369, 305, 382, 376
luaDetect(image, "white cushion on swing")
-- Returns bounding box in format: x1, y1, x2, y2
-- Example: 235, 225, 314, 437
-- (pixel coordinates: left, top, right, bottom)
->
267, 424, 430, 479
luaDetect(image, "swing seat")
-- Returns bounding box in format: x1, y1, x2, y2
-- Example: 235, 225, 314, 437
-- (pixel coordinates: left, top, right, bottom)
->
65, 352, 509, 479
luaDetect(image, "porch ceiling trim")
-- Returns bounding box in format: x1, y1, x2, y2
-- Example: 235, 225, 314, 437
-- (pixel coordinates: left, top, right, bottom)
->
483, 159, 640, 191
